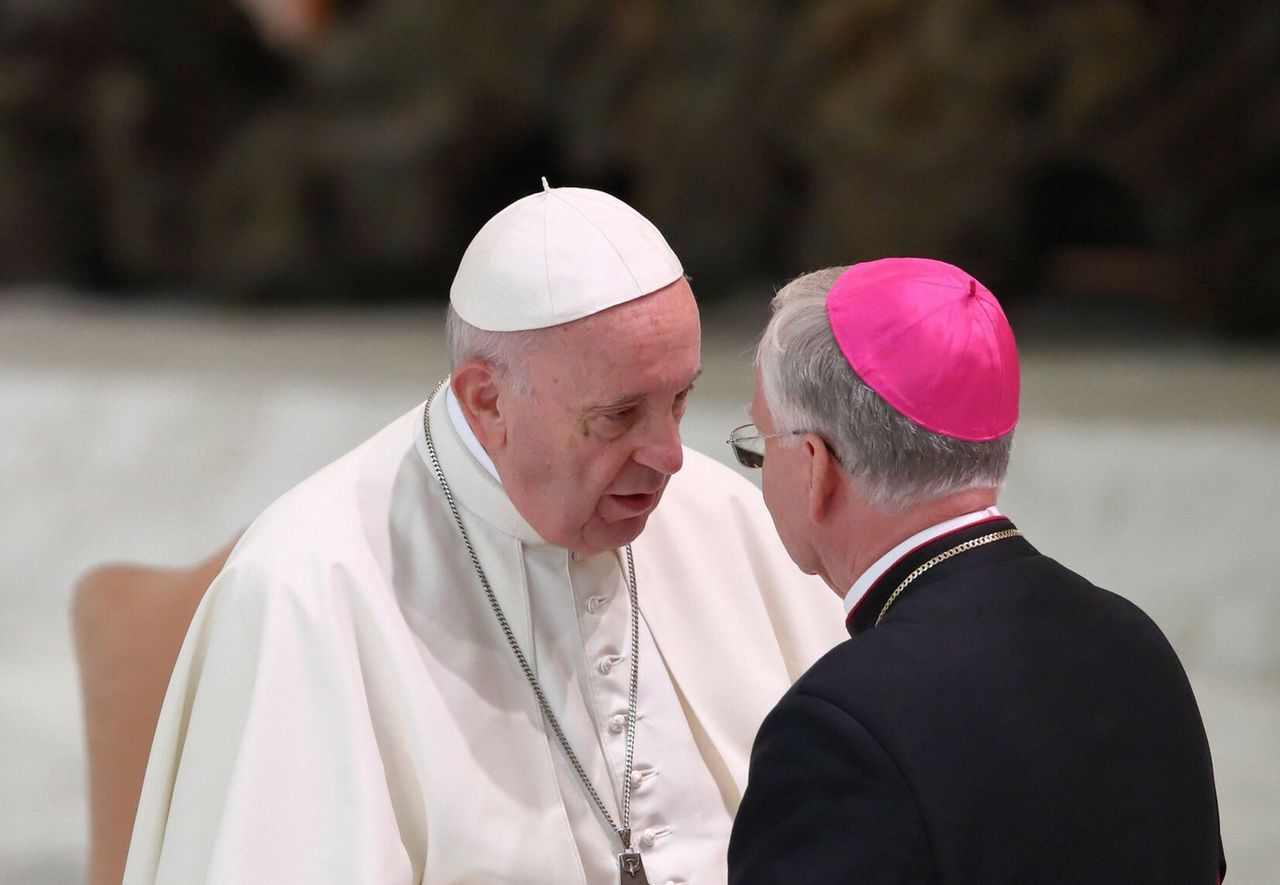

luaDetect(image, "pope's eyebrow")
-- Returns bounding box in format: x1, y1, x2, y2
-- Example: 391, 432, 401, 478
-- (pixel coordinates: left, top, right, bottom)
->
586, 396, 641, 415
584, 368, 703, 414
680, 366, 711, 394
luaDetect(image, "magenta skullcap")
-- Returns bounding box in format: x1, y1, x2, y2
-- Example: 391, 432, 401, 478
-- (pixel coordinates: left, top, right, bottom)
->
825, 257, 1019, 441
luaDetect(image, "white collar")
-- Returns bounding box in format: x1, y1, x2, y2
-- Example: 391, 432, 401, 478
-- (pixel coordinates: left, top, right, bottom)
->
842, 507, 1003, 616
416, 383, 544, 546
445, 386, 502, 484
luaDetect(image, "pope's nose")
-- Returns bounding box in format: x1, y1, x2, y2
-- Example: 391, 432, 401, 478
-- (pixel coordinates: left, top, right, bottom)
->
633, 414, 684, 476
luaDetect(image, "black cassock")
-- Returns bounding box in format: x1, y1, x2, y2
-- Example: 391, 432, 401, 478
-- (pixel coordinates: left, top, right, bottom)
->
729, 518, 1226, 884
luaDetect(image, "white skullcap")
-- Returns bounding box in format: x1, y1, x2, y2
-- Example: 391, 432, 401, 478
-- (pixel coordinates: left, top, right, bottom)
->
449, 180, 684, 331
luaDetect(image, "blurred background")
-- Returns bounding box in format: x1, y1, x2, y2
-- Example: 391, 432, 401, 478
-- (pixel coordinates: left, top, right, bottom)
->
2, 0, 1278, 882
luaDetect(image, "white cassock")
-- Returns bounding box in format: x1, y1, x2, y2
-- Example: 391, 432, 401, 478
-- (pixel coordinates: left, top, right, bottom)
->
124, 383, 845, 885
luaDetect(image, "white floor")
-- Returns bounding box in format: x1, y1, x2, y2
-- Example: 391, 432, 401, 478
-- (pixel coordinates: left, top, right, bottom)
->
2, 291, 1278, 882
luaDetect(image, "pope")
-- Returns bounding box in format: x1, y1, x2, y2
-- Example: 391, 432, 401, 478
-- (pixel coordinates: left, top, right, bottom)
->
122, 183, 846, 884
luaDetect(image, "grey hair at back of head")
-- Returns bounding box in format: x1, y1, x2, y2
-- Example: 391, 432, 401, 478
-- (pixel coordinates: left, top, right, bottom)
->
445, 306, 545, 393
756, 267, 1013, 511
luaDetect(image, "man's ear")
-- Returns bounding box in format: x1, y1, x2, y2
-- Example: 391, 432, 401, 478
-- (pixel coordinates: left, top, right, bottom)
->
804, 434, 841, 524
451, 360, 507, 452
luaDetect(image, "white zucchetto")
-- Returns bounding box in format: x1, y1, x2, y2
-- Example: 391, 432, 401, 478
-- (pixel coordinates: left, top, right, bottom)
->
450, 180, 684, 331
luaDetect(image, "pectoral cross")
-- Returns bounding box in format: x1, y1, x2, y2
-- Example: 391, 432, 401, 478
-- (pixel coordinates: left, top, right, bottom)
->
618, 849, 649, 883
617, 828, 650, 883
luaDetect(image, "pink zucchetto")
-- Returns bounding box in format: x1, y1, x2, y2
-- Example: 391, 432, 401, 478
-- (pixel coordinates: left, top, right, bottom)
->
825, 257, 1019, 442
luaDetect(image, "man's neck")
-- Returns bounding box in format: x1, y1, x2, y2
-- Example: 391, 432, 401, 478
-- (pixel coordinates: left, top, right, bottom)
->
827, 488, 999, 596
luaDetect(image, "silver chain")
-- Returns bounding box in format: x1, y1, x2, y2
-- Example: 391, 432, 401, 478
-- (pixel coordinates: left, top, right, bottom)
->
421, 387, 642, 850
876, 529, 1022, 626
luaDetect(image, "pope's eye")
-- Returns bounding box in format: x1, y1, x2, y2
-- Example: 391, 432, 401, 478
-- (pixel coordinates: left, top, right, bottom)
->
604, 408, 634, 422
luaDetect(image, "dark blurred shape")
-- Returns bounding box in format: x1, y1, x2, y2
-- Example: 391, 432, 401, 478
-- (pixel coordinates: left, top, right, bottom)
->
0, 0, 288, 289
1020, 161, 1186, 322
0, 0, 1276, 335
1027, 162, 1147, 249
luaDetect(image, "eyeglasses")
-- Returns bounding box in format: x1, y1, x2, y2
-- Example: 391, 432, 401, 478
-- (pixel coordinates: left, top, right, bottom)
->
726, 423, 806, 469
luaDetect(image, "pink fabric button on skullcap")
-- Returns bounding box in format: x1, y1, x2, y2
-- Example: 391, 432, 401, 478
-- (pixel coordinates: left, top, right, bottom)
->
825, 257, 1019, 441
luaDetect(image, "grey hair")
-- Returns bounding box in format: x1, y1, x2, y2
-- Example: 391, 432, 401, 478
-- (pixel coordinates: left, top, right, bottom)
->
756, 266, 1013, 511
445, 306, 546, 393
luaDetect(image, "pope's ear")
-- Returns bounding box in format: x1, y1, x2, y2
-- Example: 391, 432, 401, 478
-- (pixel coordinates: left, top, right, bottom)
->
451, 360, 506, 450
805, 434, 841, 524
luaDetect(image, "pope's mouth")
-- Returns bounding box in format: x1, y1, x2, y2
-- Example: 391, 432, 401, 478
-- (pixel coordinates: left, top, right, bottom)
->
605, 492, 657, 516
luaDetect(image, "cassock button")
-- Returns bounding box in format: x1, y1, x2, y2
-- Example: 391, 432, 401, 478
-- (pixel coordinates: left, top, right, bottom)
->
640, 829, 657, 848
571, 552, 583, 562
607, 714, 627, 734
598, 658, 613, 675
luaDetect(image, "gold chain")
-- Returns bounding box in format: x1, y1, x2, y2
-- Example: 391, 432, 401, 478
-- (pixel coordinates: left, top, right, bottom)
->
875, 529, 1022, 627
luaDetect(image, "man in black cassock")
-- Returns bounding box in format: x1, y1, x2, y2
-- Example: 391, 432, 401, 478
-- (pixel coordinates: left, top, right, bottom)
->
726, 259, 1226, 884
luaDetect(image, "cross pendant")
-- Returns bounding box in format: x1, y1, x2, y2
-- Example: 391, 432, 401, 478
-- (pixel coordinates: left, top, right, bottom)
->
618, 849, 650, 883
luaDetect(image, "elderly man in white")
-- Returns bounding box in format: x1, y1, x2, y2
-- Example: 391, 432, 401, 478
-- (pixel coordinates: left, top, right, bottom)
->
124, 183, 844, 885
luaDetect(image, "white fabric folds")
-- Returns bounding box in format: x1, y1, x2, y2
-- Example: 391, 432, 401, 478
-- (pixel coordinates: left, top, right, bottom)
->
124, 387, 845, 884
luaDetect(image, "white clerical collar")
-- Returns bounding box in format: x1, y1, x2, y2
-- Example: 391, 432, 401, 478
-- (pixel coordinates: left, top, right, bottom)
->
842, 507, 1003, 616
418, 383, 545, 547
446, 386, 502, 484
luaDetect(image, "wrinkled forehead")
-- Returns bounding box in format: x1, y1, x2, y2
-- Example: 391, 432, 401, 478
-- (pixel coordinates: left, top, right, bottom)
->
581, 276, 699, 333
530, 285, 701, 402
